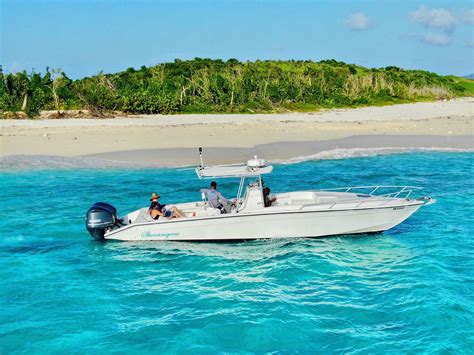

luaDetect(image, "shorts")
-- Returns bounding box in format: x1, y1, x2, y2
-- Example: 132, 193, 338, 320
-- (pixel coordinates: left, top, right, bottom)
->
163, 209, 173, 218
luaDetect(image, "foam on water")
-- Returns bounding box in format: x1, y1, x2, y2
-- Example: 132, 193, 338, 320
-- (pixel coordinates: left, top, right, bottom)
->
1, 146, 472, 171
277, 146, 473, 164
0, 155, 156, 171
1, 152, 473, 352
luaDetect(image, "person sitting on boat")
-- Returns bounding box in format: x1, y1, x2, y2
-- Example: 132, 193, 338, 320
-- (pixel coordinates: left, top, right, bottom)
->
200, 181, 232, 213
148, 192, 183, 220
263, 187, 277, 207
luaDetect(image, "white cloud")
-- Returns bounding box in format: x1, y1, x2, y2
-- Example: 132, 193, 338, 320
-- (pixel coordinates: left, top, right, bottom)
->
410, 5, 457, 31
422, 32, 452, 46
463, 9, 474, 24
345, 12, 371, 31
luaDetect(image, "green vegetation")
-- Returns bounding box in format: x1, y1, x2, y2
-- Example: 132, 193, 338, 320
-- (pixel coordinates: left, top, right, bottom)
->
446, 75, 474, 94
1, 59, 473, 118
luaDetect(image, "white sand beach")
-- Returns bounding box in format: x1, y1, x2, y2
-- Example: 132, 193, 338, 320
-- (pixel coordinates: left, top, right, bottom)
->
1, 98, 473, 165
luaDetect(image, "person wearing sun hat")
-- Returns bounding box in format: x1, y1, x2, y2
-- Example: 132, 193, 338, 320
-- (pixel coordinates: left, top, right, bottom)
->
148, 192, 183, 220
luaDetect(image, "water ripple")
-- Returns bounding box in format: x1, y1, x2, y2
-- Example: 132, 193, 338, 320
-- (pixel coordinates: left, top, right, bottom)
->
1, 152, 473, 353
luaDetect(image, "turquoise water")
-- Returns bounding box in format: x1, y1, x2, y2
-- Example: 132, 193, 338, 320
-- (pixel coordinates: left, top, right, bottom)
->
1, 152, 473, 353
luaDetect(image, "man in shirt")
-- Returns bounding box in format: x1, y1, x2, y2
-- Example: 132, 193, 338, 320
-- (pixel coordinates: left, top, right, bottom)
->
263, 187, 277, 207
200, 181, 231, 213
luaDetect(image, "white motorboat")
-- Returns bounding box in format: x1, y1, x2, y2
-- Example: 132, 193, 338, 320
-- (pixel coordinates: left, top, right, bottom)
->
85, 149, 435, 241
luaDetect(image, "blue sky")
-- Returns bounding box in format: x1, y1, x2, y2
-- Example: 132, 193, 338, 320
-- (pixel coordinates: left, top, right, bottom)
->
1, 0, 473, 78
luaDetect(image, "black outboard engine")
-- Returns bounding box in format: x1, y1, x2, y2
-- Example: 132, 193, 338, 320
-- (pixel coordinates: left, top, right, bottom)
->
86, 202, 120, 240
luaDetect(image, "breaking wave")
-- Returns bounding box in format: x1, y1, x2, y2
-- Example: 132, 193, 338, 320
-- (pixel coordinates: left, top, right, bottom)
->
277, 147, 473, 164
1, 147, 472, 171
0, 155, 158, 171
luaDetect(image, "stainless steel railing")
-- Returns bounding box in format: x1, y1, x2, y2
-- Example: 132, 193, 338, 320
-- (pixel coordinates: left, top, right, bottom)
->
314, 186, 426, 209
320, 185, 423, 199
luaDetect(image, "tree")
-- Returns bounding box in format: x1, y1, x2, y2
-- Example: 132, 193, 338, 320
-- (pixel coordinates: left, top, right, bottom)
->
0, 66, 8, 114
50, 68, 68, 116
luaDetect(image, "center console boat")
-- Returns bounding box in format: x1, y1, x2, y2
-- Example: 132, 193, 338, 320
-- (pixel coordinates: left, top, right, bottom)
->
85, 149, 434, 241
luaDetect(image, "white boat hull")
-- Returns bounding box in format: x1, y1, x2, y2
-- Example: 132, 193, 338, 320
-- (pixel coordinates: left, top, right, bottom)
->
86, 155, 434, 242
104, 203, 422, 241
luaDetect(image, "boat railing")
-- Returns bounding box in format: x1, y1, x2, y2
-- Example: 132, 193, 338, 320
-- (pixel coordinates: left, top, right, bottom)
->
316, 186, 425, 209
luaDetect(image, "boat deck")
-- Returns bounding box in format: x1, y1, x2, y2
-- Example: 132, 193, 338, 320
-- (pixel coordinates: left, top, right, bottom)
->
124, 188, 425, 226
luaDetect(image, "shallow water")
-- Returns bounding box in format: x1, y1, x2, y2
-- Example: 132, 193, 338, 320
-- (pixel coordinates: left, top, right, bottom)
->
1, 153, 473, 353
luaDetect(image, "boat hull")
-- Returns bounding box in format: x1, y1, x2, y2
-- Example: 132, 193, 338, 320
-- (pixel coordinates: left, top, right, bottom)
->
104, 203, 422, 241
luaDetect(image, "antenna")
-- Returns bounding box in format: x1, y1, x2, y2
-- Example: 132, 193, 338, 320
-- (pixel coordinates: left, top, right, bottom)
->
198, 147, 204, 167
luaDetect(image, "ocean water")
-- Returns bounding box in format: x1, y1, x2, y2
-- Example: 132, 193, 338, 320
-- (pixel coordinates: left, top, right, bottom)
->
0, 152, 473, 353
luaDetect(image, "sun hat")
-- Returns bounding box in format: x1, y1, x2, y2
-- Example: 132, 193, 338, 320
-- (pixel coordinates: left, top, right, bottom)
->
150, 192, 161, 201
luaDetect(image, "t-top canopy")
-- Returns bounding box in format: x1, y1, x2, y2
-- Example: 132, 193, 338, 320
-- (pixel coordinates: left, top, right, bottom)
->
195, 159, 273, 179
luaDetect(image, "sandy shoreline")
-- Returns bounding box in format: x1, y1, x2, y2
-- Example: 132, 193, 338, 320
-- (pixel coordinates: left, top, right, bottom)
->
81, 135, 472, 167
1, 99, 473, 164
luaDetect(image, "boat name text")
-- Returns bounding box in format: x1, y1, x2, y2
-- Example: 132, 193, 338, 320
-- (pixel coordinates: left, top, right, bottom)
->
140, 231, 180, 238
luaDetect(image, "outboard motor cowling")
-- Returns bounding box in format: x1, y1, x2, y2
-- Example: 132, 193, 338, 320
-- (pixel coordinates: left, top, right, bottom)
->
86, 202, 119, 240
